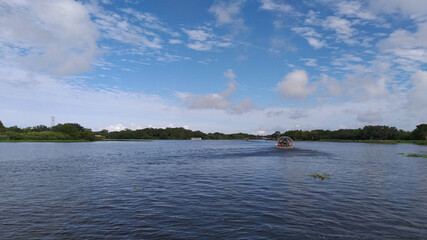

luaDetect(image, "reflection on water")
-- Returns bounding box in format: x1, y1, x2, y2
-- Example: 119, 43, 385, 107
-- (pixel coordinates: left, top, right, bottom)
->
0, 141, 426, 239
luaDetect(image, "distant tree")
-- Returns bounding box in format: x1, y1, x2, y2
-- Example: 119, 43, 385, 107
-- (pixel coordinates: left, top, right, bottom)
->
53, 123, 85, 139
271, 131, 281, 139
412, 124, 427, 140
32, 125, 50, 132
0, 120, 5, 133
7, 126, 22, 133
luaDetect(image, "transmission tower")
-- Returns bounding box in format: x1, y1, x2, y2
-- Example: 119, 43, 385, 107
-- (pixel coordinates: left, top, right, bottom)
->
51, 116, 55, 129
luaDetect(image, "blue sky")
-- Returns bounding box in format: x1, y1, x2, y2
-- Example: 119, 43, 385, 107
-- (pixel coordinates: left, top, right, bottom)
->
0, 0, 426, 134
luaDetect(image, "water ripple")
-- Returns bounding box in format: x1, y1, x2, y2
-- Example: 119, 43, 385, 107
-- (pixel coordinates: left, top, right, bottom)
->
0, 141, 426, 239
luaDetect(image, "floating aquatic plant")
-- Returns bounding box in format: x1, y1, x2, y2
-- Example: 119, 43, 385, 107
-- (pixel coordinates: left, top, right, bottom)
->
398, 153, 427, 158
311, 173, 330, 180
134, 186, 143, 189
406, 153, 427, 158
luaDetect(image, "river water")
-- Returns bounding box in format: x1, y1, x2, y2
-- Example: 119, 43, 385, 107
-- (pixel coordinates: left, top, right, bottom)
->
0, 141, 426, 239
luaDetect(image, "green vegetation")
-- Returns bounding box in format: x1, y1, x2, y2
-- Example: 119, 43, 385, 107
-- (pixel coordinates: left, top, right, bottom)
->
405, 153, 427, 158
311, 173, 330, 180
275, 124, 427, 145
397, 153, 427, 158
0, 120, 260, 141
102, 127, 259, 140
0, 121, 95, 142
1, 119, 426, 143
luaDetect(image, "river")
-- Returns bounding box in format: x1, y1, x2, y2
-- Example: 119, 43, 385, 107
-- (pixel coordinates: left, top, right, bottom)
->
0, 141, 426, 239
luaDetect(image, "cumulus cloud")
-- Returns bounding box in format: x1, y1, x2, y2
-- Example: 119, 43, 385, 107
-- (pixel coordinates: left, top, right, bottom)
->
178, 69, 254, 114
105, 123, 127, 132
231, 98, 255, 114
275, 70, 316, 99
0, 64, 172, 129
377, 22, 427, 67
0, 0, 100, 76
319, 74, 342, 96
406, 70, 427, 117
182, 80, 236, 110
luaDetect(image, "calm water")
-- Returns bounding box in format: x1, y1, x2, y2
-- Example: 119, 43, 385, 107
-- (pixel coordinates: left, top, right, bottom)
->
0, 141, 426, 239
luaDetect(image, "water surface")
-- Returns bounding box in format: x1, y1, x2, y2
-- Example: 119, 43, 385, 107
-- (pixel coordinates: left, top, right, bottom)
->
1, 141, 426, 239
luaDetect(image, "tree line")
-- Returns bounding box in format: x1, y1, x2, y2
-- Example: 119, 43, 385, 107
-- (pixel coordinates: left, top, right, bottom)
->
0, 121, 259, 141
272, 124, 427, 141
1, 120, 426, 141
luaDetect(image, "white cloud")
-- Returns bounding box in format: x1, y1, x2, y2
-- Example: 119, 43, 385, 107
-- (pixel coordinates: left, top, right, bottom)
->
275, 70, 316, 99
156, 53, 190, 62
269, 38, 297, 54
183, 28, 212, 41
377, 22, 427, 66
105, 123, 127, 132
406, 70, 427, 117
0, 65, 173, 129
184, 80, 237, 110
319, 74, 342, 96
292, 27, 325, 49
209, 0, 245, 25
301, 58, 317, 67
357, 108, 382, 123
177, 70, 254, 114
322, 16, 356, 45
0, 0, 99, 76
289, 110, 308, 119
182, 27, 232, 51
306, 37, 326, 49
231, 98, 255, 114
259, 0, 292, 13
368, 0, 427, 20
169, 39, 182, 44
224, 69, 236, 80
343, 64, 391, 100
336, 1, 376, 20
88, 2, 163, 50
120, 8, 178, 36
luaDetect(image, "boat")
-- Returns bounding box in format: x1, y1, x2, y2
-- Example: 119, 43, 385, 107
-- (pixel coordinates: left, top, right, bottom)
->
276, 136, 293, 149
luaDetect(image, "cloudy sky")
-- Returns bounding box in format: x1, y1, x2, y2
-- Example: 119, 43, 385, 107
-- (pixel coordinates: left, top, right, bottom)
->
0, 0, 426, 134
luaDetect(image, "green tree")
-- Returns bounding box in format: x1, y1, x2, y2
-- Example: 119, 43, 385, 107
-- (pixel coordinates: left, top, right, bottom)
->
412, 124, 427, 140
53, 123, 85, 140
31, 125, 50, 132
0, 120, 5, 133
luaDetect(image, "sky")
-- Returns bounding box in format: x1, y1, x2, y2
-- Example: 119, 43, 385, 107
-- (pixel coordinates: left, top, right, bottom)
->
0, 0, 426, 134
